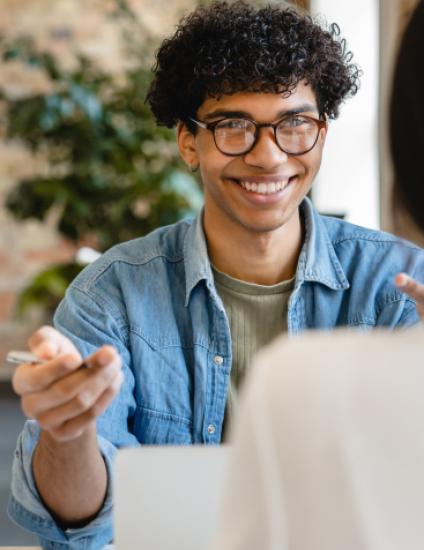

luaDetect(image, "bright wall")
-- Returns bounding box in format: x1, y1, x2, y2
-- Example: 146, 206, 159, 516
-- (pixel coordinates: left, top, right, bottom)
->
310, 0, 379, 230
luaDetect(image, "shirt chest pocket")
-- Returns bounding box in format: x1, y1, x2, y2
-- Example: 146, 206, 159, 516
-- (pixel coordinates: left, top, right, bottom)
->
134, 405, 193, 444
130, 335, 196, 444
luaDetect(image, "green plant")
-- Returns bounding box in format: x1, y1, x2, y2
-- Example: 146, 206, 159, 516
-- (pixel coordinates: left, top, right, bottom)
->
1, 1, 202, 316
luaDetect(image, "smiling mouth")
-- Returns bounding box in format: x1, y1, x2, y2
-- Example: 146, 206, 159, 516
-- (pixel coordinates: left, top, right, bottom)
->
231, 177, 296, 195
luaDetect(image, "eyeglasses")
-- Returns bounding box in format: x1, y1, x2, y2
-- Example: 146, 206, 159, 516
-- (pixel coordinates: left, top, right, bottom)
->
189, 114, 326, 157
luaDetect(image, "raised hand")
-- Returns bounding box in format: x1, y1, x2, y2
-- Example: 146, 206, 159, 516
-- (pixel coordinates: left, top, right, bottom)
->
395, 273, 424, 321
13, 325, 123, 442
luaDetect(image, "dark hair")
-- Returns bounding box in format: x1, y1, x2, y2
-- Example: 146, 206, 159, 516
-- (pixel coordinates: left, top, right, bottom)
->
390, 1, 424, 232
146, 0, 360, 129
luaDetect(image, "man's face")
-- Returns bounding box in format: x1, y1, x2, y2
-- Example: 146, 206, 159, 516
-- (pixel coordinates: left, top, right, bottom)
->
178, 82, 327, 235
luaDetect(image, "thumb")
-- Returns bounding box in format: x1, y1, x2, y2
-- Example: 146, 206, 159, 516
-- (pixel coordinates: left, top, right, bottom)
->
28, 326, 82, 362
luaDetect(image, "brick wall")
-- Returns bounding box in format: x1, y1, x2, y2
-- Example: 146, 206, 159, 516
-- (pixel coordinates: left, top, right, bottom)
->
0, 0, 194, 375
0, 142, 76, 378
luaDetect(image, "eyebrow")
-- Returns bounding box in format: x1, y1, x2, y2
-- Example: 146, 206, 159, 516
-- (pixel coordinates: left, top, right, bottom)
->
203, 103, 319, 121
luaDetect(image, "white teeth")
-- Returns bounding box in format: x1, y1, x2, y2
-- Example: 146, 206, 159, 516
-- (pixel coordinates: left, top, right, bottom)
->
239, 180, 290, 194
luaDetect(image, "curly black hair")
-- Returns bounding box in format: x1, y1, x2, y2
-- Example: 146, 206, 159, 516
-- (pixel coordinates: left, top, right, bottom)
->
146, 1, 361, 128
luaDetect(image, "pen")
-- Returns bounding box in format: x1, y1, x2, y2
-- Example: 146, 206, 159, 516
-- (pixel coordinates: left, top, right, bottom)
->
6, 350, 47, 365
6, 350, 88, 369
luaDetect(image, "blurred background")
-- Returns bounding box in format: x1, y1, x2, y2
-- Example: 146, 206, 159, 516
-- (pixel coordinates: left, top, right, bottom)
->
0, 0, 420, 545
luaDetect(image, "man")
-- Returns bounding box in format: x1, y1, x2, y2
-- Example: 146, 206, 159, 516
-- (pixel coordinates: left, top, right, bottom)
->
9, 2, 424, 548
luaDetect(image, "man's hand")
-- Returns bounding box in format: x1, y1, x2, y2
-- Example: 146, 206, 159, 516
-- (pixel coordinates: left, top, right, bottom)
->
395, 273, 424, 321
13, 326, 123, 442
11, 326, 123, 524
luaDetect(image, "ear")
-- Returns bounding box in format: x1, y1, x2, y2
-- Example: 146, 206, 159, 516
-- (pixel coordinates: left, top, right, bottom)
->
177, 122, 199, 169
318, 120, 329, 148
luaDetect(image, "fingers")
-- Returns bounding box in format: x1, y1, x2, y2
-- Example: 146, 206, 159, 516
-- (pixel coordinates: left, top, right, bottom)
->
15, 325, 124, 442
84, 345, 120, 370
36, 370, 124, 431
13, 326, 83, 395
395, 273, 424, 303
13, 353, 83, 396
20, 346, 122, 418
47, 373, 124, 442
395, 273, 424, 319
28, 325, 81, 361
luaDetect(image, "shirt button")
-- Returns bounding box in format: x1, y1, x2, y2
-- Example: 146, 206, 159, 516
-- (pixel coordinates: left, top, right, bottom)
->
214, 355, 223, 365
207, 424, 216, 435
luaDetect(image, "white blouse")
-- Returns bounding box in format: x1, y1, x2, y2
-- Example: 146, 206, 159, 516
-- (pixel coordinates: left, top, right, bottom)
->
211, 327, 424, 550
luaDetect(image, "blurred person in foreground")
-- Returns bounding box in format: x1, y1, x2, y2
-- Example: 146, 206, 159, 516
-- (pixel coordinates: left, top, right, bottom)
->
211, 3, 424, 549
8, 1, 424, 548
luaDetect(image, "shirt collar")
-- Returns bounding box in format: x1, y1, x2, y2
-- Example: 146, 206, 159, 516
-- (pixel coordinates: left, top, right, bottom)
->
183, 210, 215, 306
297, 197, 350, 290
183, 198, 350, 306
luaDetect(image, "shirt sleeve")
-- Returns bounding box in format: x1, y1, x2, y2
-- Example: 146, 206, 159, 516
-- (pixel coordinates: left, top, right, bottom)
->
8, 284, 140, 548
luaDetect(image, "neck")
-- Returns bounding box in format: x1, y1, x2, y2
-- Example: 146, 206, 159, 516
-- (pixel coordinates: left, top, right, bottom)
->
204, 210, 303, 286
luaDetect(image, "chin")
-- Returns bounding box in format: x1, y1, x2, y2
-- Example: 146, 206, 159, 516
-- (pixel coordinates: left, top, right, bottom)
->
239, 217, 292, 234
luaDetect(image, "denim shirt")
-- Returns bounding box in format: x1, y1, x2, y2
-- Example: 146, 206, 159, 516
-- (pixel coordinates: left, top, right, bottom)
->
9, 198, 424, 549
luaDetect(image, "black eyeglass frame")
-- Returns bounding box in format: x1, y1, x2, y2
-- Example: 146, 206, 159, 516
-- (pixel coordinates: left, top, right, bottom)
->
189, 115, 327, 157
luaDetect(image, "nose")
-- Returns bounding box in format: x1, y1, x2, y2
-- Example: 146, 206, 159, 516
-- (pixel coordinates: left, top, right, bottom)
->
243, 127, 289, 169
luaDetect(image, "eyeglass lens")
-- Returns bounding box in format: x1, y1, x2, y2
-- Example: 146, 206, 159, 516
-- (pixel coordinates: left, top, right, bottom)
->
213, 116, 319, 155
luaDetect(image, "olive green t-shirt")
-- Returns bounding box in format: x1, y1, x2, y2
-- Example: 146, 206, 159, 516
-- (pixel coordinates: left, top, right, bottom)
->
212, 266, 295, 438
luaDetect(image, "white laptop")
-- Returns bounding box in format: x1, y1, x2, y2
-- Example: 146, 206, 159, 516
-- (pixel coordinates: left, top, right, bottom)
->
114, 446, 229, 550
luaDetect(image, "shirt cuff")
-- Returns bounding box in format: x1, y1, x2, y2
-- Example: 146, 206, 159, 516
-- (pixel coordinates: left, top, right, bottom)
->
8, 420, 117, 548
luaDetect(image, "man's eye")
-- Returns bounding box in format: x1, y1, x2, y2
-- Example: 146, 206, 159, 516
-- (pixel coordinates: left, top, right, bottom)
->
218, 119, 248, 130
283, 116, 307, 128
